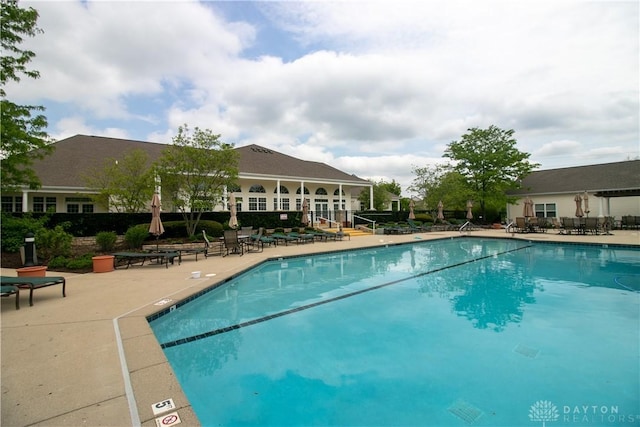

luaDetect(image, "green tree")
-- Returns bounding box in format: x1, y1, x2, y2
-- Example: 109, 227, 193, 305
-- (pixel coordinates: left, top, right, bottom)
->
1, 0, 52, 192
358, 180, 392, 212
444, 126, 539, 220
379, 179, 401, 196
159, 125, 239, 237
83, 149, 156, 213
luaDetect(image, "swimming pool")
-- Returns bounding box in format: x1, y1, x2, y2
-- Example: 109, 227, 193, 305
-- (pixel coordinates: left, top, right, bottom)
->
149, 237, 640, 426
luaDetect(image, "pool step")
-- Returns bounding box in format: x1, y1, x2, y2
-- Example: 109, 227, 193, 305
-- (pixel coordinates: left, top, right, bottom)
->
323, 227, 371, 237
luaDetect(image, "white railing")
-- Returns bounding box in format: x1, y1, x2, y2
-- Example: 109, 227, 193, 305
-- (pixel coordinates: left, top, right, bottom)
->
353, 215, 376, 233
459, 221, 473, 233
316, 217, 340, 229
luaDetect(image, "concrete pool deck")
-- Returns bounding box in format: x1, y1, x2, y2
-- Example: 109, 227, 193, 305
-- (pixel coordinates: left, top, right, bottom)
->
2, 229, 639, 426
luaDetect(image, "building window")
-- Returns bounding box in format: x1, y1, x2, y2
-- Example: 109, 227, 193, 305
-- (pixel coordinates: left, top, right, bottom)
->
273, 198, 290, 210
249, 184, 266, 193
535, 203, 556, 218
1, 196, 22, 212
296, 187, 310, 195
33, 197, 43, 212
66, 197, 93, 213
274, 185, 289, 194
249, 197, 267, 211
316, 188, 328, 195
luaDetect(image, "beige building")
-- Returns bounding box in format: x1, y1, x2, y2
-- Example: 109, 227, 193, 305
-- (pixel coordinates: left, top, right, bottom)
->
2, 135, 373, 225
507, 160, 640, 221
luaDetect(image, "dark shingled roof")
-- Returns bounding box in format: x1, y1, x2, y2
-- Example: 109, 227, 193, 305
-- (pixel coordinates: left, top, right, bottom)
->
236, 144, 368, 183
31, 135, 369, 188
509, 160, 640, 197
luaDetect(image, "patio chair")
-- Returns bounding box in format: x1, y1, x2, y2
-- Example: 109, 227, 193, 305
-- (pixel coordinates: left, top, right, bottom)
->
513, 217, 528, 233
584, 217, 599, 234
1, 285, 20, 310
223, 230, 245, 256
560, 217, 577, 235
0, 276, 66, 307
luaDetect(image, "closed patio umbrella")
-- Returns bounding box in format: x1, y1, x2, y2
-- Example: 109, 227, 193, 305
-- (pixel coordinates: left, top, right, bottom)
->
408, 200, 416, 220
149, 193, 165, 250
437, 200, 445, 221
466, 200, 473, 220
523, 196, 534, 218
228, 193, 238, 229
582, 191, 590, 217
574, 194, 584, 218
301, 199, 309, 226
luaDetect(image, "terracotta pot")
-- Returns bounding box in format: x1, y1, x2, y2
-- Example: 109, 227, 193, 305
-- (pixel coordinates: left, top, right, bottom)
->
92, 255, 115, 273
16, 265, 48, 277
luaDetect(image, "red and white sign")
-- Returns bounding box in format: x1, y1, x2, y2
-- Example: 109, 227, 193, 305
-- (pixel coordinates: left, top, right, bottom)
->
155, 411, 181, 427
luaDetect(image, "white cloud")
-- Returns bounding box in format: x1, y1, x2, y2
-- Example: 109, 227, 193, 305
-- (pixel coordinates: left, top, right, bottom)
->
8, 0, 639, 194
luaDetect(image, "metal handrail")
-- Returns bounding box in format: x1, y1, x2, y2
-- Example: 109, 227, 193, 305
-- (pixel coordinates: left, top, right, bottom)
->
459, 221, 473, 233
353, 215, 376, 233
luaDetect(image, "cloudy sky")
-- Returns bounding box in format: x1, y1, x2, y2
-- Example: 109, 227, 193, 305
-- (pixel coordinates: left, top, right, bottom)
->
8, 0, 639, 195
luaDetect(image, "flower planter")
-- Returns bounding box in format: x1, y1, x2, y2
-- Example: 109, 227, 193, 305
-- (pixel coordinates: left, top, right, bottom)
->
92, 255, 115, 273
16, 266, 48, 277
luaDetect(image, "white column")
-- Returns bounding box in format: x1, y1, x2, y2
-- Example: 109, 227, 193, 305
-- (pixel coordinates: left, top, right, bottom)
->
369, 185, 374, 210
22, 191, 29, 212
276, 179, 281, 210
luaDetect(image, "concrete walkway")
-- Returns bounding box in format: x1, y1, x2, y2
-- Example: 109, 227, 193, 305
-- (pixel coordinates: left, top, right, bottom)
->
1, 229, 638, 426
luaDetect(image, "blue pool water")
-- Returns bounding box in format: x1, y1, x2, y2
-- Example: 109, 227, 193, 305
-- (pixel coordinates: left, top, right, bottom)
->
149, 238, 640, 426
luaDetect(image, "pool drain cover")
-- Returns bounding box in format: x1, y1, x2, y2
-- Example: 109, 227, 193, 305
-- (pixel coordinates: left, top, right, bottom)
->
448, 399, 483, 424
514, 344, 540, 358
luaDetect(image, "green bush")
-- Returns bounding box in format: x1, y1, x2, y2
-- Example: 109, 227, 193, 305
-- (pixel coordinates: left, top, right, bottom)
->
65, 254, 94, 270
35, 225, 73, 262
47, 256, 69, 269
47, 253, 95, 271
0, 213, 48, 252
95, 231, 117, 252
124, 225, 149, 249
199, 220, 224, 238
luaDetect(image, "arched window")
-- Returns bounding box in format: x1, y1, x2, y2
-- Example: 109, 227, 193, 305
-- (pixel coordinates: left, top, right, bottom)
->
249, 184, 266, 193
274, 186, 290, 194
228, 184, 241, 193
296, 187, 310, 195
333, 189, 345, 196
315, 188, 328, 195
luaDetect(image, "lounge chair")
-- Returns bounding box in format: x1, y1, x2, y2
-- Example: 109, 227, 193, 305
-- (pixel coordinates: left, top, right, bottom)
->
1, 276, 66, 307
407, 219, 429, 232
1, 285, 20, 309
254, 228, 276, 247
245, 229, 264, 253
113, 252, 178, 269
514, 217, 528, 233
223, 230, 245, 256
271, 233, 298, 246
288, 232, 315, 244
